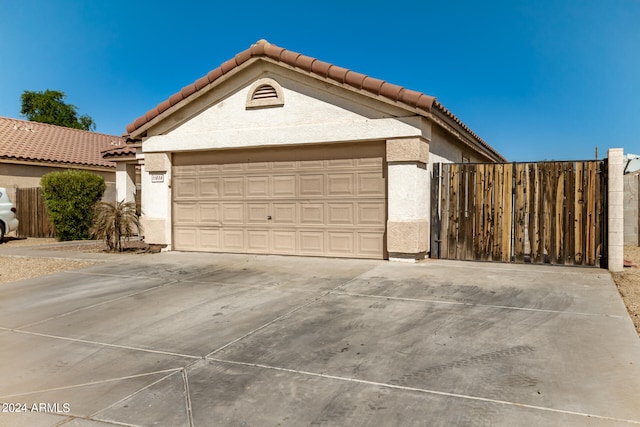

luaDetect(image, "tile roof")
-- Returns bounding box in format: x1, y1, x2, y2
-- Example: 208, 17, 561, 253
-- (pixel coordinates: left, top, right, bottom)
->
125, 39, 503, 161
101, 146, 137, 159
0, 116, 122, 168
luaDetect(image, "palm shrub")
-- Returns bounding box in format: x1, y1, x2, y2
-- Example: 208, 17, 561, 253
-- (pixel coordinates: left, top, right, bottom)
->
40, 170, 105, 241
91, 200, 141, 252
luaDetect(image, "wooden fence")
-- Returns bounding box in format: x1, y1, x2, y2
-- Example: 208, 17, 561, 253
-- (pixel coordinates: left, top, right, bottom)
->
15, 187, 55, 238
431, 161, 607, 267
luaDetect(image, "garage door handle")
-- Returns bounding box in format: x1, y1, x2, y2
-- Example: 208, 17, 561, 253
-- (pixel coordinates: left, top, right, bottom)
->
267, 215, 272, 220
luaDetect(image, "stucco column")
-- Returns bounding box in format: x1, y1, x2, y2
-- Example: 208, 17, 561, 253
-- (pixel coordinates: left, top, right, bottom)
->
608, 148, 624, 272
115, 162, 136, 204
386, 137, 430, 261
141, 152, 172, 249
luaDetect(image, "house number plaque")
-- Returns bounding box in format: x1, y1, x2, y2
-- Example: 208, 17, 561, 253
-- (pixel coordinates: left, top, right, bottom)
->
151, 173, 165, 183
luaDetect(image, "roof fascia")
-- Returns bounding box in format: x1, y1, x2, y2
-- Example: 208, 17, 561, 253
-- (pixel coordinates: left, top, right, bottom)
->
431, 108, 506, 162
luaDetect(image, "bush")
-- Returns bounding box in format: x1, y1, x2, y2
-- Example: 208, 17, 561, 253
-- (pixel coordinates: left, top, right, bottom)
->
91, 200, 141, 252
40, 170, 105, 241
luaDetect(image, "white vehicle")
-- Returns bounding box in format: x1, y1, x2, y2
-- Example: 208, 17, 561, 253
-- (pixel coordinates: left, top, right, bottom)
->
0, 188, 19, 241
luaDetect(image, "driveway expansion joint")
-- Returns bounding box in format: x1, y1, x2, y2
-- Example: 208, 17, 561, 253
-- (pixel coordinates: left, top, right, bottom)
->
205, 357, 640, 425
329, 290, 627, 319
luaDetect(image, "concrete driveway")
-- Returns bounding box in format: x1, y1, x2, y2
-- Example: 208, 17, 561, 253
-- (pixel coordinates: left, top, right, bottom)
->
1, 251, 640, 426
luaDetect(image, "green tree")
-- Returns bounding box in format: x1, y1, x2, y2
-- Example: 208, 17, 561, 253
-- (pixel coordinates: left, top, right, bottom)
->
41, 170, 105, 241
20, 89, 96, 131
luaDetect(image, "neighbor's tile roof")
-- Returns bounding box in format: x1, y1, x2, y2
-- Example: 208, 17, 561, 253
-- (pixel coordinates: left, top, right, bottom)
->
0, 116, 122, 168
125, 39, 502, 161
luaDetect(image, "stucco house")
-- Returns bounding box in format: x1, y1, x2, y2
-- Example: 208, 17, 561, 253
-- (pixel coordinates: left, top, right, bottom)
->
0, 116, 123, 202
121, 40, 505, 261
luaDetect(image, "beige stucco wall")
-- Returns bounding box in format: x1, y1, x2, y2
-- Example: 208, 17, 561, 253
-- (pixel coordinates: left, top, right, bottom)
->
0, 162, 116, 203
429, 125, 487, 165
135, 63, 500, 259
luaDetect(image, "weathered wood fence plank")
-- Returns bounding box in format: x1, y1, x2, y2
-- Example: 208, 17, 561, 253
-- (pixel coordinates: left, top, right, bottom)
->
432, 160, 606, 267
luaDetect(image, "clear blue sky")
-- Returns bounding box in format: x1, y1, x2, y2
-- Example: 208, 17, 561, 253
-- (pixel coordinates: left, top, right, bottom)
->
1, 0, 638, 161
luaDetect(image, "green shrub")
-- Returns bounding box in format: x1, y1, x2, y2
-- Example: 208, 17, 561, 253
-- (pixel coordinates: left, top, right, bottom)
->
40, 170, 106, 241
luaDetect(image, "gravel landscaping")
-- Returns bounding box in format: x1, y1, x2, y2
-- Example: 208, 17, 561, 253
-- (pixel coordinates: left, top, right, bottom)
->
0, 256, 97, 285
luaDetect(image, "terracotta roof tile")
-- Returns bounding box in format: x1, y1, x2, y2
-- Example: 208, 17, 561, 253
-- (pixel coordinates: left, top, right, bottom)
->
344, 71, 367, 89
310, 59, 332, 78
101, 146, 136, 159
327, 65, 349, 83
220, 58, 238, 74
0, 116, 121, 168
123, 40, 503, 161
294, 55, 315, 72
361, 76, 385, 94
194, 75, 210, 91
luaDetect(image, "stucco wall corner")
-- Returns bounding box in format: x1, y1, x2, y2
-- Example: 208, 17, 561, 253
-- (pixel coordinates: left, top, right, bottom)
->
141, 217, 168, 246
387, 220, 429, 255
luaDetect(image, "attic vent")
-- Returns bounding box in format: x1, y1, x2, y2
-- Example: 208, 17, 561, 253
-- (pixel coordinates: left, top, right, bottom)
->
246, 78, 285, 109
252, 85, 278, 100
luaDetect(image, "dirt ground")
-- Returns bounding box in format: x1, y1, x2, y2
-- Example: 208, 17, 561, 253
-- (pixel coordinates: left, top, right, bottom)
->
613, 246, 640, 336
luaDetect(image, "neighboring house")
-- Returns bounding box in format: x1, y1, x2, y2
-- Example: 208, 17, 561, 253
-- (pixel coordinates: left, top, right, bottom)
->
0, 116, 123, 202
625, 153, 640, 175
121, 39, 505, 261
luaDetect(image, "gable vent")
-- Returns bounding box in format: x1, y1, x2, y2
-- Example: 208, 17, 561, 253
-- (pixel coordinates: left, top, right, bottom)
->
246, 78, 285, 109
252, 85, 278, 100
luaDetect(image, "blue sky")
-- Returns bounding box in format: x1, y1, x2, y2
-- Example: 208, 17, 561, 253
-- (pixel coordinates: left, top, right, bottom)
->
1, 0, 638, 161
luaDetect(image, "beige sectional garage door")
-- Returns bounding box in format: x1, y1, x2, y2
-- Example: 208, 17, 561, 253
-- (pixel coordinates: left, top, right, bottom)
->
172, 142, 386, 259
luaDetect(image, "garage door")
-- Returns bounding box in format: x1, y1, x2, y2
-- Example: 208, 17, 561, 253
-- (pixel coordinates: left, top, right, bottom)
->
172, 142, 386, 259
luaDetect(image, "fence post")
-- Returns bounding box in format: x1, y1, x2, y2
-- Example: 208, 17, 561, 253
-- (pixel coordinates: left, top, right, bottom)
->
607, 148, 624, 272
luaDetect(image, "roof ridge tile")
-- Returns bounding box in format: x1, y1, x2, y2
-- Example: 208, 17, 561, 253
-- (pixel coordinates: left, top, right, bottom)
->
121, 40, 504, 160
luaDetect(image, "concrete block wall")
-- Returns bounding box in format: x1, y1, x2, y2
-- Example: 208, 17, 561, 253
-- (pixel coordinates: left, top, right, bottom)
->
608, 148, 624, 272
624, 173, 639, 246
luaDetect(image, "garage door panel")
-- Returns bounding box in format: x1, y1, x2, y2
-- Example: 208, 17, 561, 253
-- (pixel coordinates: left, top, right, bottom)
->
174, 228, 197, 250
357, 203, 386, 226
299, 231, 325, 254
222, 204, 244, 224
273, 176, 296, 197
222, 230, 244, 250
222, 163, 244, 172
222, 177, 244, 197
246, 162, 270, 171
198, 164, 220, 174
247, 176, 269, 197
199, 204, 220, 223
273, 231, 296, 253
327, 174, 355, 196
357, 232, 385, 256
327, 203, 355, 225
199, 178, 220, 198
358, 173, 385, 196
273, 161, 296, 170
174, 203, 197, 224
273, 204, 296, 224
247, 204, 269, 224
328, 232, 354, 255
200, 228, 221, 250
327, 159, 355, 168
247, 230, 269, 252
299, 160, 324, 169
300, 175, 324, 196
173, 142, 386, 259
300, 204, 324, 225
174, 178, 197, 198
